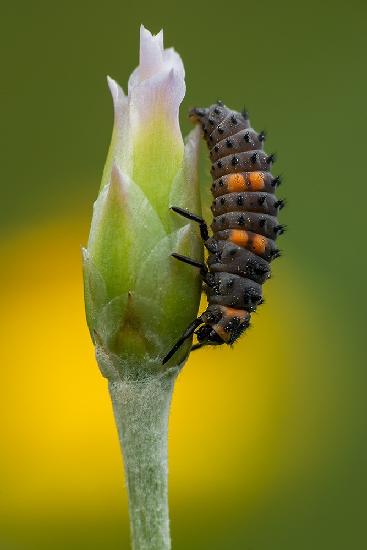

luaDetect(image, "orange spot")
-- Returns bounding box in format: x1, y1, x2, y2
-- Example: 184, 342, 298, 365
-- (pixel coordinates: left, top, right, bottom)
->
212, 324, 230, 342
230, 229, 249, 247
248, 172, 265, 190
222, 307, 249, 320
252, 234, 267, 255
227, 174, 245, 192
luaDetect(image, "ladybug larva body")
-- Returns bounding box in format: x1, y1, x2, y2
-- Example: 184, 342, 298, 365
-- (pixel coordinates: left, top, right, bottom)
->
162, 102, 285, 364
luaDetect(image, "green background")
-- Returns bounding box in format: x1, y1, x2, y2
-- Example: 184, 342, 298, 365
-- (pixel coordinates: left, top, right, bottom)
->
1, 0, 366, 548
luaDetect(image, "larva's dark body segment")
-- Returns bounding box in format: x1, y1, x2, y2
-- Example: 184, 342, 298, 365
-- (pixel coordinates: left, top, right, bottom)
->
206, 273, 263, 311
211, 212, 281, 240
210, 150, 275, 179
202, 110, 251, 144
209, 129, 264, 161
200, 305, 251, 345
211, 191, 282, 217
206, 240, 270, 284
162, 102, 285, 365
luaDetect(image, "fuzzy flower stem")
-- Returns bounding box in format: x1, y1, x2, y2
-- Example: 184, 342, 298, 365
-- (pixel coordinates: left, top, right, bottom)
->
108, 367, 179, 550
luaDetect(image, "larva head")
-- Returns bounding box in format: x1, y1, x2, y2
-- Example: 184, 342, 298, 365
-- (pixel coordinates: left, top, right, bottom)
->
189, 101, 228, 126
189, 106, 209, 124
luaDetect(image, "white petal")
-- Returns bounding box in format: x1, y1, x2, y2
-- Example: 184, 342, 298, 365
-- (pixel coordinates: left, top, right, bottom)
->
138, 26, 164, 83
127, 26, 185, 147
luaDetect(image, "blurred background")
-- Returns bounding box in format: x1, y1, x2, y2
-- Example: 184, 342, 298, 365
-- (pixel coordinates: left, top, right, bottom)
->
1, 0, 366, 548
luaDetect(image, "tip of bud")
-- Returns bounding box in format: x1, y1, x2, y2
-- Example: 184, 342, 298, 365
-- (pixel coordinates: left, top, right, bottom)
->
140, 24, 164, 53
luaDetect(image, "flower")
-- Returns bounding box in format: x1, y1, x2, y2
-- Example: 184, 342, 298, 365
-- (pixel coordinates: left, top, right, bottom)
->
83, 26, 203, 379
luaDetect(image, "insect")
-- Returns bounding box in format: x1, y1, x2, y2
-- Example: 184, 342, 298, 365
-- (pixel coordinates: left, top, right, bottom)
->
162, 101, 285, 364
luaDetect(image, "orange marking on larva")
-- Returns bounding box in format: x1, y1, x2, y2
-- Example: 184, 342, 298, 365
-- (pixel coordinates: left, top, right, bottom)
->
248, 172, 265, 190
222, 307, 248, 320
227, 173, 245, 192
252, 234, 267, 254
230, 229, 249, 247
212, 324, 231, 342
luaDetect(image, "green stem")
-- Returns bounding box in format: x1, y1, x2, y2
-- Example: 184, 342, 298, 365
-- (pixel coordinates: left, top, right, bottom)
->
108, 366, 179, 550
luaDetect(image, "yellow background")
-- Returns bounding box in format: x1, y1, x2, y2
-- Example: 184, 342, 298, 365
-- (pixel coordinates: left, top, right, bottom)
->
1, 1, 366, 548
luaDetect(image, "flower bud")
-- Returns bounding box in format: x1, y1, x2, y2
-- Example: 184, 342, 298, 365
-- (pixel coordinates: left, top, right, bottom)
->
83, 26, 202, 379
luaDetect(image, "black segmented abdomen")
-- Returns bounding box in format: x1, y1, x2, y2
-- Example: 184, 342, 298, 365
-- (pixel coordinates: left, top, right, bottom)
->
190, 101, 285, 346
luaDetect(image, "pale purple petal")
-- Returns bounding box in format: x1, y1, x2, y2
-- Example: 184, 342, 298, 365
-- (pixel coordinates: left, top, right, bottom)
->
127, 25, 185, 146
103, 25, 188, 193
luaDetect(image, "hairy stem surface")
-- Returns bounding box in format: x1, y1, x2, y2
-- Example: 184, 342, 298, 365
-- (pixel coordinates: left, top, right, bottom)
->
108, 366, 179, 550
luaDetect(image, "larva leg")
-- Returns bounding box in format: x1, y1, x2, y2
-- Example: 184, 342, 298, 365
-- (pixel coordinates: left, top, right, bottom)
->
162, 317, 203, 365
171, 252, 208, 276
170, 206, 209, 241
171, 253, 215, 290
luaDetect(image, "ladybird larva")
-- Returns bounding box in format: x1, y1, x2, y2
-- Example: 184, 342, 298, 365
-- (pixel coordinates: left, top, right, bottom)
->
162, 101, 285, 364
